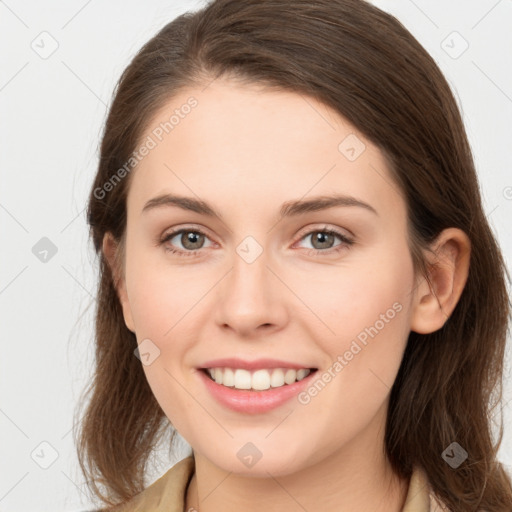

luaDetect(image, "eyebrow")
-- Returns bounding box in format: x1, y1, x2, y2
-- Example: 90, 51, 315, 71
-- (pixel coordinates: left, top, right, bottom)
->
141, 193, 378, 219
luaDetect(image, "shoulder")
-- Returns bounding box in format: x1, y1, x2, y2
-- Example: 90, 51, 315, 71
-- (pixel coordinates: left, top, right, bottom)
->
109, 455, 195, 512
403, 466, 450, 512
100, 458, 451, 512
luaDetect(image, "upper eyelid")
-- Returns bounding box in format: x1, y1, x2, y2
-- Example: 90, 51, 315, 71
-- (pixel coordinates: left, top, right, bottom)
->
161, 224, 352, 248
294, 224, 352, 240
161, 227, 216, 249
161, 223, 215, 239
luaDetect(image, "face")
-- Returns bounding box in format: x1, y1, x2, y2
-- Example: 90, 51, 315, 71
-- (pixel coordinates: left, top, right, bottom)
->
114, 77, 420, 477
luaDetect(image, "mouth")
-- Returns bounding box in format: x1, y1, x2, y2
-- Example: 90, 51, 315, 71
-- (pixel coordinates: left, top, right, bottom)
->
196, 358, 320, 413
201, 366, 318, 392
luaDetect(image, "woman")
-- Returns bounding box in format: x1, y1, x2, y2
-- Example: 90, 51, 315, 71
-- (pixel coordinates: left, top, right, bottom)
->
75, 0, 512, 510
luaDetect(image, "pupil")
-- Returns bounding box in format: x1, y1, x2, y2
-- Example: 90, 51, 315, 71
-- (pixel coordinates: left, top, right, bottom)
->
314, 232, 333, 249
183, 231, 203, 249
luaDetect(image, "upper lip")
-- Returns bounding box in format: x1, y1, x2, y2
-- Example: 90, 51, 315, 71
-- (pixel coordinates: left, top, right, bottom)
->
199, 358, 317, 371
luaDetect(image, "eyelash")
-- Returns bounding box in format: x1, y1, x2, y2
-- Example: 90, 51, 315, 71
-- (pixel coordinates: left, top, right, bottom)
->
159, 226, 354, 258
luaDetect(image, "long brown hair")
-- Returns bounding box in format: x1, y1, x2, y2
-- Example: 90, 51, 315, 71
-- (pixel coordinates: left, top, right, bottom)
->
76, 0, 512, 509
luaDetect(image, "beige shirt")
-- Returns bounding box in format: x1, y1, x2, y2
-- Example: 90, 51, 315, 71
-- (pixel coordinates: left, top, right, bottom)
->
114, 455, 448, 511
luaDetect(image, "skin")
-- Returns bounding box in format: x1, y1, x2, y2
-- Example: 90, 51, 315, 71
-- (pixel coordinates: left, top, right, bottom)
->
103, 77, 470, 511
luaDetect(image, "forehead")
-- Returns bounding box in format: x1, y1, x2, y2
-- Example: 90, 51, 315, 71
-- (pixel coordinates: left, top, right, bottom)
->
127, 78, 405, 223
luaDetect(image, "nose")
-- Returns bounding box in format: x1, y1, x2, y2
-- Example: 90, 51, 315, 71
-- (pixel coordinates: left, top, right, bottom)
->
214, 245, 288, 339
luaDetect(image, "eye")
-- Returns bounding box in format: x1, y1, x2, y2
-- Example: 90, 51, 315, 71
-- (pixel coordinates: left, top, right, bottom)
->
295, 227, 354, 254
159, 225, 354, 258
160, 228, 214, 257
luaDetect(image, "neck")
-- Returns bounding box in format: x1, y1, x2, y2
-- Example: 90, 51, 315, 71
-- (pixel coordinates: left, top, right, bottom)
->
185, 409, 409, 512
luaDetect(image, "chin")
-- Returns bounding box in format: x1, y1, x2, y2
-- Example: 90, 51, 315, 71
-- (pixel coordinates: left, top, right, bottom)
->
199, 443, 311, 478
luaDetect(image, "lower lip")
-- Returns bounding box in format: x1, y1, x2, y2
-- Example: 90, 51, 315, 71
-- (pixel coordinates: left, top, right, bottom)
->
198, 369, 316, 414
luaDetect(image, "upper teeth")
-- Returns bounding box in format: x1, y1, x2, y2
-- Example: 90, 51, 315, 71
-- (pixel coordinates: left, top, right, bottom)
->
206, 368, 311, 391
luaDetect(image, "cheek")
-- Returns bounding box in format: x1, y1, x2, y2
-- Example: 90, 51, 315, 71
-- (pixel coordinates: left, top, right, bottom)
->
295, 247, 414, 407
293, 248, 413, 349
291, 274, 411, 464
124, 243, 209, 339
124, 249, 211, 407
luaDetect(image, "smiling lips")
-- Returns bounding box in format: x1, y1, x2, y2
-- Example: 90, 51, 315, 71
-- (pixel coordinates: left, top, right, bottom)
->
205, 367, 312, 391
197, 358, 318, 413
200, 358, 317, 390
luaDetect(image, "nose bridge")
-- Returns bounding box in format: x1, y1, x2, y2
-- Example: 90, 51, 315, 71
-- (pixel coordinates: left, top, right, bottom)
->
215, 236, 285, 333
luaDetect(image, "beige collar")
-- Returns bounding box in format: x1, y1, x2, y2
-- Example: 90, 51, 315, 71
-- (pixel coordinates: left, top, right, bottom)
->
115, 455, 444, 511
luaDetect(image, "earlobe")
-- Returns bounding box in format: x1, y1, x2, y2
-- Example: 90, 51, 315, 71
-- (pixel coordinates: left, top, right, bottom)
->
102, 232, 136, 333
410, 228, 471, 335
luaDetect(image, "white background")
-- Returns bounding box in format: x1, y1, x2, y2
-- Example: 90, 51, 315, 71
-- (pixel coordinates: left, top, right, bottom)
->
1, 1, 511, 510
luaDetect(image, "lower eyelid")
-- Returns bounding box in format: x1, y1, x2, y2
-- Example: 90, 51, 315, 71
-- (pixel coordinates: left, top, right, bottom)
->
295, 230, 353, 247
161, 228, 353, 254
162, 229, 213, 248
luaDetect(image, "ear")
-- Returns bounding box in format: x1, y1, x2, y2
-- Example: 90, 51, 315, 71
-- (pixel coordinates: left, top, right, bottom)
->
102, 232, 136, 333
410, 227, 471, 334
